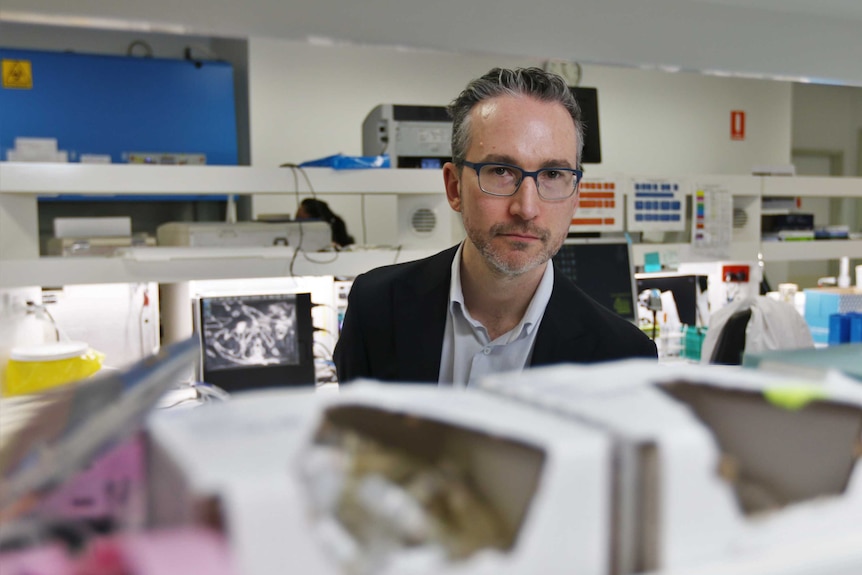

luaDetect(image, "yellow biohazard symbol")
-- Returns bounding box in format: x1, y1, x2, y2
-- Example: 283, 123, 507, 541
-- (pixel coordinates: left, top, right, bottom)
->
2, 60, 33, 89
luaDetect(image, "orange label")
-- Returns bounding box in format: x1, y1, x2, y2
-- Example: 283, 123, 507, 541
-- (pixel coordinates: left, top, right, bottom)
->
731, 110, 745, 140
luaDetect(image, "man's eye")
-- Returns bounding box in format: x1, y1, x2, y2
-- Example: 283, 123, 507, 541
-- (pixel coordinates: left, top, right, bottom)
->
487, 166, 516, 179
544, 170, 562, 180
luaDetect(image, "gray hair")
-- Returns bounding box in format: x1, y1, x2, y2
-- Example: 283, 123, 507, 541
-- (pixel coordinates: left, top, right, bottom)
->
447, 67, 584, 168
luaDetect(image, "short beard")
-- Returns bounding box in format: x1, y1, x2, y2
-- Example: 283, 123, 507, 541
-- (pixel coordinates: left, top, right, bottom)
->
471, 223, 559, 277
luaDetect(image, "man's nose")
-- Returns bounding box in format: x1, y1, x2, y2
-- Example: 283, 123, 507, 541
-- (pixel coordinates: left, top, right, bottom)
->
509, 175, 541, 220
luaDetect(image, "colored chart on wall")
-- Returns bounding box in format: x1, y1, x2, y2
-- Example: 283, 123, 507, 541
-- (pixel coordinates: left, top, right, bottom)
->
570, 178, 623, 233
626, 179, 687, 232
692, 184, 733, 258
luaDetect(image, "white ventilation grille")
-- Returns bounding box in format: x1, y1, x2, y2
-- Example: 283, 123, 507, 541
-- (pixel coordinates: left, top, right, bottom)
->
397, 194, 453, 249
410, 207, 437, 235
733, 207, 748, 230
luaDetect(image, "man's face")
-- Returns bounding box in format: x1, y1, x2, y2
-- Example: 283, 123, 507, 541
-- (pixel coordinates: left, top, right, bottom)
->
444, 94, 580, 277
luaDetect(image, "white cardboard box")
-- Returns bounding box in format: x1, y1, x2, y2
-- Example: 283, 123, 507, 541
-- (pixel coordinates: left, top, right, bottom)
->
146, 383, 614, 575
479, 360, 862, 574
146, 363, 862, 575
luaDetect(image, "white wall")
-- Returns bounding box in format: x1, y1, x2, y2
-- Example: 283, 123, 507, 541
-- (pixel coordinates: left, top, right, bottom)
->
247, 37, 792, 246
776, 83, 862, 287
576, 65, 792, 177
0, 24, 799, 178
248, 40, 532, 169
248, 37, 792, 175
792, 83, 862, 177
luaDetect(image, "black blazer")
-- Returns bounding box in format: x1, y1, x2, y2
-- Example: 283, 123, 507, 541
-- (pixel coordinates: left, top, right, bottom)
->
334, 245, 657, 384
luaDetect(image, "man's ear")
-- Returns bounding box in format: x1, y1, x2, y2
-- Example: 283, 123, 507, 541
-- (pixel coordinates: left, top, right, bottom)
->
443, 162, 462, 212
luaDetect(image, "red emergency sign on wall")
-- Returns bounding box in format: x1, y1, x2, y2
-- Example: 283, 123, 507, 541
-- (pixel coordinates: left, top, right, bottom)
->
731, 110, 746, 140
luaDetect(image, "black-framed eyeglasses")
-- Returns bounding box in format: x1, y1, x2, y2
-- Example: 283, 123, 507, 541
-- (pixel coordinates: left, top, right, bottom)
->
461, 161, 583, 201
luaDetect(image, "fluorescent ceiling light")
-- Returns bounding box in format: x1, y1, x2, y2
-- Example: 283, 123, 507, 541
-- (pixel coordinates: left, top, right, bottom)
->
0, 10, 192, 35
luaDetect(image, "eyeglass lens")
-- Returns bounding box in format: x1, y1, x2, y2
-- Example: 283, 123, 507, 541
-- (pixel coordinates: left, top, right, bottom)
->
479, 164, 575, 199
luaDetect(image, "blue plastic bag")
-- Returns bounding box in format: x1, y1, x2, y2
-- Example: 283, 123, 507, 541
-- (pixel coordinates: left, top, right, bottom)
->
298, 153, 390, 170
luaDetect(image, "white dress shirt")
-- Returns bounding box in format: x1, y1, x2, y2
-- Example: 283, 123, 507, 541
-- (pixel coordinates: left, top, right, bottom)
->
438, 242, 555, 388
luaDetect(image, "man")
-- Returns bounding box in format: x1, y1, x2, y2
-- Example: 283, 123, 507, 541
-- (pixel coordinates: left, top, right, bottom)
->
335, 67, 656, 386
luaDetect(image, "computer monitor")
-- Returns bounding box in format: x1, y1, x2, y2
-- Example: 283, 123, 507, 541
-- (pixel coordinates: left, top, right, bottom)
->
195, 292, 316, 391
570, 87, 601, 164
552, 238, 637, 321
635, 273, 706, 327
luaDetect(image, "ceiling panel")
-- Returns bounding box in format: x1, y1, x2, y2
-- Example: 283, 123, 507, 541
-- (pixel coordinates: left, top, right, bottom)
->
1, 0, 861, 86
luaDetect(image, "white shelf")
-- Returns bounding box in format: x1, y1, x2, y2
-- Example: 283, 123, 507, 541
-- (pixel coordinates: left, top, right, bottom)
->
631, 241, 763, 268
2, 164, 861, 289
762, 176, 862, 198
5, 164, 858, 198
0, 248, 438, 288
758, 240, 862, 262
0, 163, 450, 262
0, 163, 444, 196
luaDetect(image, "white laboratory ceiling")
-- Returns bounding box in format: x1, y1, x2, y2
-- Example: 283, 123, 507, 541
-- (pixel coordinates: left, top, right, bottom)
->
1, 0, 861, 86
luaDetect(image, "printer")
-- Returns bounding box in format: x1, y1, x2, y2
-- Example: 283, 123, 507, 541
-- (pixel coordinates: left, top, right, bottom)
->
362, 104, 452, 169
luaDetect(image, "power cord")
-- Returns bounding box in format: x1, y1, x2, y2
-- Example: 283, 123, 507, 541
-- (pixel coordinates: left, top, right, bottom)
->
25, 300, 61, 342
279, 163, 325, 276
360, 194, 368, 245
313, 340, 334, 361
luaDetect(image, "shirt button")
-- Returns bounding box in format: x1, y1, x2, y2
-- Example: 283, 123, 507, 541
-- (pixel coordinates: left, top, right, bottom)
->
483, 347, 491, 355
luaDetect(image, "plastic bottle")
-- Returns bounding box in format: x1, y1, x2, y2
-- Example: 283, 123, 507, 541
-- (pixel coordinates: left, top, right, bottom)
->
838, 256, 851, 289
0, 290, 56, 392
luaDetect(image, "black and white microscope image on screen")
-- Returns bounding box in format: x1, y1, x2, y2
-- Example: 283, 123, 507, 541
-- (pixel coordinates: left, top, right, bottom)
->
201, 295, 300, 371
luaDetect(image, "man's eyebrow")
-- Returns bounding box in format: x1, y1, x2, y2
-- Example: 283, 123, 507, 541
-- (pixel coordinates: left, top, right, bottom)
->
481, 154, 517, 165
541, 159, 576, 169
480, 155, 576, 169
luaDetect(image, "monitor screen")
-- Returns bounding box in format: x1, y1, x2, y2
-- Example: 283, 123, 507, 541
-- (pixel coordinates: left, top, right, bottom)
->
635, 273, 706, 327
552, 239, 637, 321
570, 87, 601, 164
196, 292, 316, 391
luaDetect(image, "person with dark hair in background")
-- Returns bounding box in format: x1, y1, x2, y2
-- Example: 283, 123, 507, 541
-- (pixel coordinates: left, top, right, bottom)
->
296, 198, 355, 248
334, 67, 656, 387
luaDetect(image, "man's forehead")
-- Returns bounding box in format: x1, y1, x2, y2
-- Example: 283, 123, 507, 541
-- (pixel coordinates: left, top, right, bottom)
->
469, 94, 572, 126
475, 99, 501, 120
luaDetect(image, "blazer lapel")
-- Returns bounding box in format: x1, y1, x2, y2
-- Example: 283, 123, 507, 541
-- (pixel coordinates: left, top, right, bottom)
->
531, 268, 598, 365
393, 246, 457, 382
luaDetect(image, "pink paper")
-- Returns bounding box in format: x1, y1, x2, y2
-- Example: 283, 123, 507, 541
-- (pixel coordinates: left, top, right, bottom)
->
0, 544, 75, 575
117, 527, 237, 575
40, 434, 146, 523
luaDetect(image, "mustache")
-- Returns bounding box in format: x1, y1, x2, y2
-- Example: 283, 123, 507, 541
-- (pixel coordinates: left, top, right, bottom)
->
490, 223, 550, 241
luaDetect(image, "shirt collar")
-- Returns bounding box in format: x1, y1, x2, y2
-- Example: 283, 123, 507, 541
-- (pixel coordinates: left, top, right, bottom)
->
448, 241, 555, 341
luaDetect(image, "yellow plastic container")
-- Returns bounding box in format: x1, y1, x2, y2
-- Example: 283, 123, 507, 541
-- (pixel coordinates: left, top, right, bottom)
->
4, 342, 103, 396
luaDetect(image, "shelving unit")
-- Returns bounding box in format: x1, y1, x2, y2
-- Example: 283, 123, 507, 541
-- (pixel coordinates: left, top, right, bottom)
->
761, 176, 862, 199
0, 163, 444, 197
1, 163, 861, 289
0, 163, 446, 285
760, 239, 862, 262
760, 176, 862, 263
